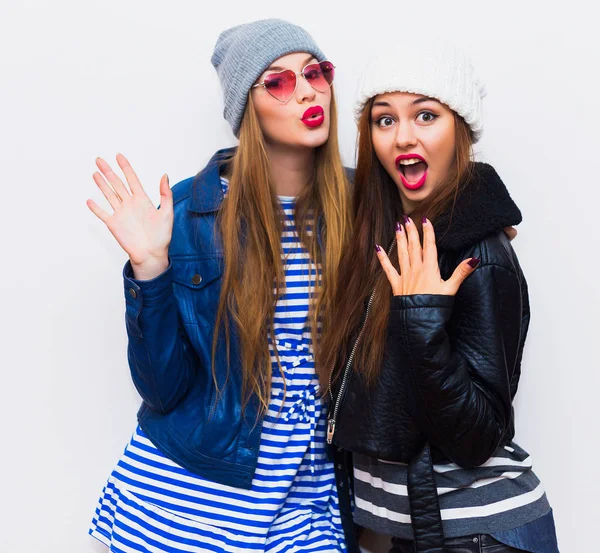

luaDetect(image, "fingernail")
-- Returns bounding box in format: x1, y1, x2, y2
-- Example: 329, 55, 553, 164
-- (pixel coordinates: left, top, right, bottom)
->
422, 216, 428, 225
375, 244, 382, 253
403, 215, 410, 224
468, 257, 480, 268
165, 173, 169, 185
395, 221, 401, 232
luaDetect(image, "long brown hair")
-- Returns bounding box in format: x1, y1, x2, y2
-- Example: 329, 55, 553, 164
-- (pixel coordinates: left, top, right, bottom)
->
319, 97, 473, 389
213, 91, 351, 414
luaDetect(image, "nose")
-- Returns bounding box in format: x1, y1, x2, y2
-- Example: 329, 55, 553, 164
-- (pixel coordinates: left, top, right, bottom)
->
295, 73, 316, 104
394, 122, 418, 150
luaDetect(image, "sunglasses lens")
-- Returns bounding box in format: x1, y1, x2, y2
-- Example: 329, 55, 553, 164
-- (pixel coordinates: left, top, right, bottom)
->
263, 70, 296, 102
304, 61, 335, 92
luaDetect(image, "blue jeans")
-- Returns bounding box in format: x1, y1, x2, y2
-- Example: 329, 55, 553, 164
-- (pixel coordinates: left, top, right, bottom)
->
389, 510, 560, 553
491, 509, 560, 553
391, 534, 530, 552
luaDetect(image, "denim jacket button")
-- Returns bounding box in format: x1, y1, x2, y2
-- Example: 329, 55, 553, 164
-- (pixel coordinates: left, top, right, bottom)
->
191, 274, 202, 285
129, 288, 137, 299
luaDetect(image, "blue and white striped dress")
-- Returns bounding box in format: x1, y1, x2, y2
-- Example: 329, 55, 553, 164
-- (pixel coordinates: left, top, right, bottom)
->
89, 187, 346, 553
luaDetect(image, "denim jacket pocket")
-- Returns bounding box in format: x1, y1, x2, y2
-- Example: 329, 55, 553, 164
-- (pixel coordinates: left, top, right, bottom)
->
171, 257, 224, 326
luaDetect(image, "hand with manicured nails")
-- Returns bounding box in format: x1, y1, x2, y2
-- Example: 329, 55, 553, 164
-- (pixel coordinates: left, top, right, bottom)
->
86, 154, 173, 281
375, 216, 480, 297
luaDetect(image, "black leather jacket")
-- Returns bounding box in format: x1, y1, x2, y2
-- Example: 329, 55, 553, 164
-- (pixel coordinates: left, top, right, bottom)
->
331, 163, 528, 553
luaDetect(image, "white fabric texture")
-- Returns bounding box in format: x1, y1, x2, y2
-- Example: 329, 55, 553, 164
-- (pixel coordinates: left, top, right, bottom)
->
354, 41, 486, 142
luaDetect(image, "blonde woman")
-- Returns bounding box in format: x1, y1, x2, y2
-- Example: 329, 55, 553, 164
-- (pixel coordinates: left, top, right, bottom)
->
87, 19, 354, 553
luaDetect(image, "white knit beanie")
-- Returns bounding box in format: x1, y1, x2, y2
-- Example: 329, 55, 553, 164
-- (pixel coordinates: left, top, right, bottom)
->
354, 41, 486, 142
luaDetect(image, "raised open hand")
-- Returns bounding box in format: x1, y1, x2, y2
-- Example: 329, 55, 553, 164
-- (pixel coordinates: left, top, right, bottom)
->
87, 154, 172, 280
375, 216, 480, 297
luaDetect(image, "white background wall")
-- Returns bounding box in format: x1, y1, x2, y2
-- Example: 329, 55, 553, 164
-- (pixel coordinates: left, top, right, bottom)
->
1, 1, 598, 551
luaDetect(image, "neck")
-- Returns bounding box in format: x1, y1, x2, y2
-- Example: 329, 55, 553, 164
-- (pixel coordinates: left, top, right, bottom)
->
265, 142, 316, 197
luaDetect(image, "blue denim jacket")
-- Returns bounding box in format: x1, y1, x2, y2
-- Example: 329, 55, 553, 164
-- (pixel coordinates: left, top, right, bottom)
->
121, 147, 360, 550
123, 147, 265, 489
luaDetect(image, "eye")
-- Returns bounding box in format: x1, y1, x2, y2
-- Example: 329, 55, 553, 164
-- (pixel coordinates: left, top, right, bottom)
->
262, 69, 294, 91
417, 111, 438, 123
304, 68, 320, 81
375, 116, 395, 128
264, 76, 284, 90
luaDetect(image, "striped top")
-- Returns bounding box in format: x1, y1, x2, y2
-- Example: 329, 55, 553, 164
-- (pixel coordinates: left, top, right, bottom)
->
89, 184, 346, 552
353, 441, 551, 539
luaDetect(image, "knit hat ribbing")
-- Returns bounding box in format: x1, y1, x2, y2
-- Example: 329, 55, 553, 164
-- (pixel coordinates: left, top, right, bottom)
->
211, 19, 326, 137
355, 41, 486, 142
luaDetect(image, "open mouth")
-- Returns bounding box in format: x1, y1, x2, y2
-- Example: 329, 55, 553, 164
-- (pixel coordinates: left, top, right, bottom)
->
396, 155, 428, 190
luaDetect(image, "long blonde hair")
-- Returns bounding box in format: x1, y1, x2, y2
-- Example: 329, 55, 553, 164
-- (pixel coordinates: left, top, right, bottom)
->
212, 91, 351, 414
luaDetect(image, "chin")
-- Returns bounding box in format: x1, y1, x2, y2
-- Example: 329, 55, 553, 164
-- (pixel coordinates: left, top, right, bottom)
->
297, 126, 330, 149
405, 188, 432, 203
394, 180, 432, 208
265, 125, 330, 151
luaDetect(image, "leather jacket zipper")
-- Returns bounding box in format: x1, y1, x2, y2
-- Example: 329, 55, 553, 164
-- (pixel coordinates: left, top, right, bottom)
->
327, 239, 395, 445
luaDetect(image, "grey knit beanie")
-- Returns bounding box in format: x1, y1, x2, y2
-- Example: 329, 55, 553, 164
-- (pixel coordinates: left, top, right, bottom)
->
211, 19, 326, 137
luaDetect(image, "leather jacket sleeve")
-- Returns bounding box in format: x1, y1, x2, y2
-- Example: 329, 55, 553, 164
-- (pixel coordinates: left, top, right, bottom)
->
123, 259, 199, 414
388, 260, 527, 468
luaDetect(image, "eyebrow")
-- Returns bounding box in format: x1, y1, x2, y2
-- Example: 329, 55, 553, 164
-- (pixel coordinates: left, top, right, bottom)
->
411, 96, 440, 106
266, 55, 316, 72
371, 96, 441, 109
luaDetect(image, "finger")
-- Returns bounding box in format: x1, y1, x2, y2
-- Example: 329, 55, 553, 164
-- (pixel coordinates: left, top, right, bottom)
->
445, 257, 480, 295
422, 217, 438, 267
93, 171, 121, 210
96, 157, 130, 201
159, 173, 173, 213
375, 244, 401, 293
116, 153, 144, 196
86, 198, 111, 223
404, 215, 422, 271
395, 221, 410, 277
504, 226, 518, 241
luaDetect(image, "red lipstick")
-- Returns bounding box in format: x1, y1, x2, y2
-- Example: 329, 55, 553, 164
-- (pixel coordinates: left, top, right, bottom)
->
395, 154, 428, 191
301, 106, 325, 128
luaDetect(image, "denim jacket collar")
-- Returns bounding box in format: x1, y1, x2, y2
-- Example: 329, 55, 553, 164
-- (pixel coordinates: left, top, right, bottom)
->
188, 147, 235, 214
188, 146, 328, 255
